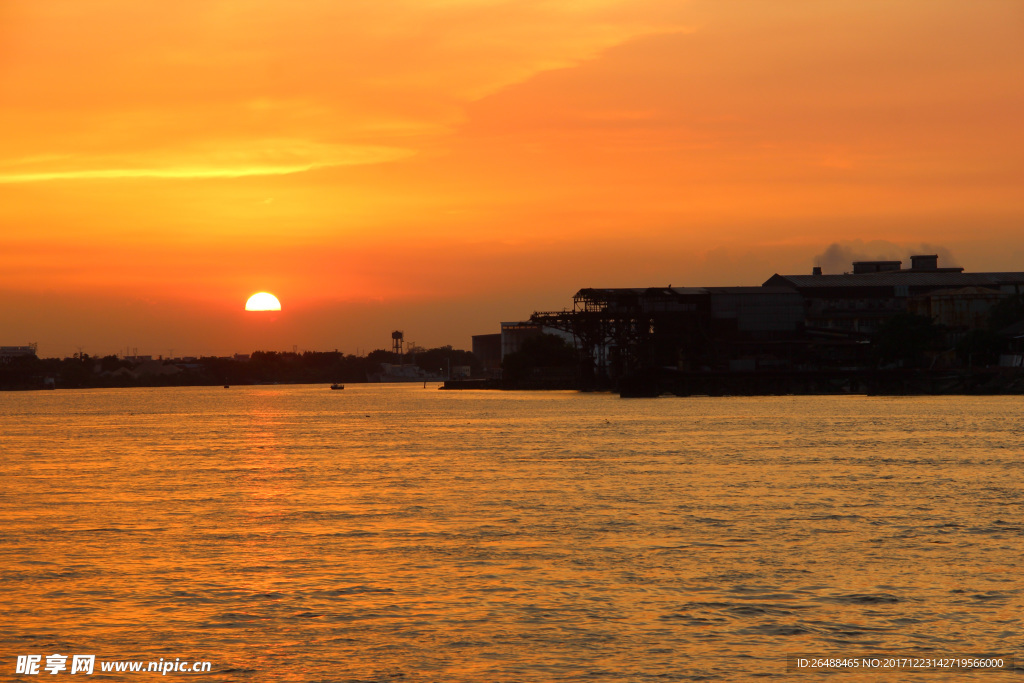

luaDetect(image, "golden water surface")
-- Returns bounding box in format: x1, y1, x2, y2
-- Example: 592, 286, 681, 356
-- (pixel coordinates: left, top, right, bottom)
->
1, 386, 1021, 681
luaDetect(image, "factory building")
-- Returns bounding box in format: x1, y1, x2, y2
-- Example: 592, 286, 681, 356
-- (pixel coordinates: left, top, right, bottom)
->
469, 323, 580, 380
471, 334, 502, 378
526, 256, 1024, 387
764, 256, 1024, 336
1, 344, 38, 364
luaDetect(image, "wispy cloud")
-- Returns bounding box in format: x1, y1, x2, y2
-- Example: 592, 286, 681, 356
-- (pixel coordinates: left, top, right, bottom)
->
0, 165, 327, 183
0, 141, 412, 183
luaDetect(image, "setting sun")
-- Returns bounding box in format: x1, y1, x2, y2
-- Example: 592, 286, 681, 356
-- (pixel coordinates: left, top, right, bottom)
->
245, 292, 282, 312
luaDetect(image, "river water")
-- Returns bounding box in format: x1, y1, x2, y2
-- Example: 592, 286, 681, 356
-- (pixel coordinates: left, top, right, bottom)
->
1, 385, 1021, 681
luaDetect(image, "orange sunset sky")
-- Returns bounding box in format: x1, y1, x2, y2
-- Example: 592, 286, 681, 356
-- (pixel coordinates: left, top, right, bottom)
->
2, 1, 1022, 358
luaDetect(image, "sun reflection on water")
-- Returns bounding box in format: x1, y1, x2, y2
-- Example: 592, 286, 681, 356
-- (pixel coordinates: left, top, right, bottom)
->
0, 387, 1020, 681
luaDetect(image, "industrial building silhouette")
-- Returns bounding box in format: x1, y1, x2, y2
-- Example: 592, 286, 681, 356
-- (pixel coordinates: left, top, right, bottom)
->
489, 255, 1024, 395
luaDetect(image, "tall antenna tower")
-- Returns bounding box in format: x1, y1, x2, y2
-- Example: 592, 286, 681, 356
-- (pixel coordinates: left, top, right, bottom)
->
391, 330, 404, 362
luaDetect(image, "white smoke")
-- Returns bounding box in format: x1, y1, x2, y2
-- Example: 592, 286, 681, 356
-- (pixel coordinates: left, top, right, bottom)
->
813, 240, 960, 274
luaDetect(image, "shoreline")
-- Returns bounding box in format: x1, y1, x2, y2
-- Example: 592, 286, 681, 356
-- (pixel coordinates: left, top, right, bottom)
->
445, 367, 1024, 397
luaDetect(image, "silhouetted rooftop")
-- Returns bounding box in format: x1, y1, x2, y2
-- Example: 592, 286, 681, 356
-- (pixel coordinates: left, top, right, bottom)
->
765, 271, 1024, 289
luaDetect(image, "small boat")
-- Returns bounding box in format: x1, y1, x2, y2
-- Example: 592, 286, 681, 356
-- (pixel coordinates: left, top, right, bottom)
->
330, 383, 345, 390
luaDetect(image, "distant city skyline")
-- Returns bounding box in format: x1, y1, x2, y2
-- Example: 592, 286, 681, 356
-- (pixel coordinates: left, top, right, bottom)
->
2, 1, 1022, 359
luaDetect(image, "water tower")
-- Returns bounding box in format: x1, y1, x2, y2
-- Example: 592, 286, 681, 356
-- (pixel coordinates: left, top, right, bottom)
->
391, 330, 404, 361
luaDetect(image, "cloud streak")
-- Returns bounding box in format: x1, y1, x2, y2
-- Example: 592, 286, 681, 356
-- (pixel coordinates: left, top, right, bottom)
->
0, 141, 412, 183
0, 165, 328, 183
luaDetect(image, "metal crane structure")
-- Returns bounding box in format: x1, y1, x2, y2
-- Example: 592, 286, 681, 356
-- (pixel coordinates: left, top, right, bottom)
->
530, 287, 710, 389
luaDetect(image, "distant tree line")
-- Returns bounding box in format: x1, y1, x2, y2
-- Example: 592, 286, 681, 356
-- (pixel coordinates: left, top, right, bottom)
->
0, 346, 479, 391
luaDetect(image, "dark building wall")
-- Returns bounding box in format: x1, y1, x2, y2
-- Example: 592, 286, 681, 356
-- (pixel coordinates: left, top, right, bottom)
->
471, 334, 502, 377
